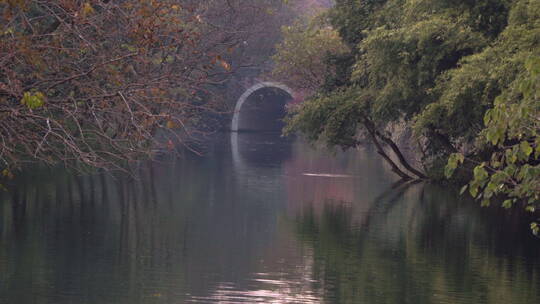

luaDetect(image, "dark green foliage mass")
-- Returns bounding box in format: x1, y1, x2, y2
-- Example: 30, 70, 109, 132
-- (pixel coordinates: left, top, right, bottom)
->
282, 0, 539, 216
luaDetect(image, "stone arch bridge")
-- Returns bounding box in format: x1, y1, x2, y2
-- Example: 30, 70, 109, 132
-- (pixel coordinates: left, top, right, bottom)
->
230, 81, 294, 132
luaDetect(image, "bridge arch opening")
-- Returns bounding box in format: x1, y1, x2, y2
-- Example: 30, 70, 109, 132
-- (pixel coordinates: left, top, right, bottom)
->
231, 82, 293, 132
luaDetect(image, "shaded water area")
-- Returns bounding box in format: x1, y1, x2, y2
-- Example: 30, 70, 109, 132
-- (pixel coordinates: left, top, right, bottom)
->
1, 134, 540, 303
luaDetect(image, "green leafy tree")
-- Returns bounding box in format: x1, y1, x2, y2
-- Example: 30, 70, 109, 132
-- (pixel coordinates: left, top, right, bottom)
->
415, 0, 538, 155
272, 14, 349, 93
282, 0, 510, 180
436, 0, 540, 232
279, 0, 539, 229
446, 58, 539, 232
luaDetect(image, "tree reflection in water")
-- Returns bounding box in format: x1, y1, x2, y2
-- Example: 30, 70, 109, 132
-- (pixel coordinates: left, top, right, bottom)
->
292, 182, 540, 304
1, 137, 540, 304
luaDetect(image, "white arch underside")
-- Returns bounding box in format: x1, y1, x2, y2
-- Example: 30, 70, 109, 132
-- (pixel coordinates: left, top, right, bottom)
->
230, 82, 293, 132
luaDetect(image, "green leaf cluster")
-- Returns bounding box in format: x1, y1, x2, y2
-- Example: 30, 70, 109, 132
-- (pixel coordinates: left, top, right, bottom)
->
20, 91, 45, 109
415, 0, 539, 143
451, 57, 540, 213
272, 14, 349, 91
284, 88, 367, 148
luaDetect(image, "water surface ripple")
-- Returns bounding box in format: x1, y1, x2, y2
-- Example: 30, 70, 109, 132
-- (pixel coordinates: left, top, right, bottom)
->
1, 134, 539, 303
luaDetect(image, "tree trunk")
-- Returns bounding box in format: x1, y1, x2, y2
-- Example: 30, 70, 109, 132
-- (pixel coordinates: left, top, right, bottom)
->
362, 117, 427, 180
376, 131, 427, 179
362, 121, 412, 180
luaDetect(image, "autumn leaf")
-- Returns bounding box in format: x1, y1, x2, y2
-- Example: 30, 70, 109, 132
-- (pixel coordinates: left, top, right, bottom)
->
219, 60, 231, 71
166, 120, 177, 129
82, 3, 95, 17
1, 169, 14, 179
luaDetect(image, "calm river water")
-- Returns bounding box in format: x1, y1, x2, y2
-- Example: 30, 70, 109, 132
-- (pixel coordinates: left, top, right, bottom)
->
1, 133, 540, 304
